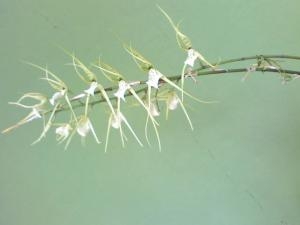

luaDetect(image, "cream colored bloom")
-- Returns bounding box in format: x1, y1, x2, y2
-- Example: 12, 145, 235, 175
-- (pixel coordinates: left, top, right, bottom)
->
146, 69, 163, 89
167, 92, 180, 110
49, 89, 66, 105
55, 124, 72, 142
111, 111, 123, 129
28, 108, 42, 121
76, 116, 101, 143
149, 102, 160, 117
84, 81, 98, 96
184, 48, 199, 67
114, 80, 130, 101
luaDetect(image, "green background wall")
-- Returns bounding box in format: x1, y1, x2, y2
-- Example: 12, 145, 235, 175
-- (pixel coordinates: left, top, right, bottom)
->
1, 0, 299, 224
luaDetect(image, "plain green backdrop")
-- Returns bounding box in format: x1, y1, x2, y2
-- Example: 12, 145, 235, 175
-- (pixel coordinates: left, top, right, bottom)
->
0, 0, 299, 225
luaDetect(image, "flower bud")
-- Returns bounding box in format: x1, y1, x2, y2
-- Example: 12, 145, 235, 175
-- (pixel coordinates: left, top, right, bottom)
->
111, 112, 123, 129
149, 102, 160, 117
167, 92, 180, 110
76, 116, 101, 143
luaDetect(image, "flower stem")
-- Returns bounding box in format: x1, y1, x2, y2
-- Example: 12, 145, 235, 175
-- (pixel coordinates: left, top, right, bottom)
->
45, 54, 300, 115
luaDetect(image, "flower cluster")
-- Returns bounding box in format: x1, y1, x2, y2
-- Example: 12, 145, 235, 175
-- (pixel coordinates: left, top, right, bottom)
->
3, 6, 298, 151
2, 44, 204, 151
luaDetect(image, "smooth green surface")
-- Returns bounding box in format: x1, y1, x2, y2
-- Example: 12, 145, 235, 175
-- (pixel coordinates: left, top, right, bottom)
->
1, 0, 300, 225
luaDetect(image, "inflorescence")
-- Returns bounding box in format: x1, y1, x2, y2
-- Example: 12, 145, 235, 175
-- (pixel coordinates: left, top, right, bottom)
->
2, 6, 300, 151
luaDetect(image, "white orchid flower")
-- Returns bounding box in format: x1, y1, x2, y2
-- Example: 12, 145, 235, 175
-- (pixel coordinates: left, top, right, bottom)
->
114, 80, 130, 101
185, 48, 199, 67
84, 81, 98, 96
146, 69, 163, 89
161, 91, 193, 130
149, 102, 160, 117
28, 108, 42, 121
49, 89, 66, 106
55, 124, 72, 143
157, 6, 215, 101
167, 92, 180, 110
104, 100, 143, 152
111, 111, 122, 129
184, 48, 214, 68
76, 116, 101, 144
